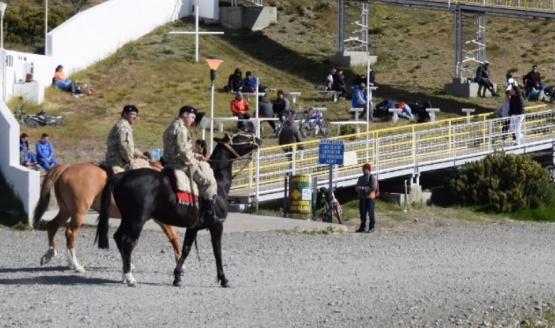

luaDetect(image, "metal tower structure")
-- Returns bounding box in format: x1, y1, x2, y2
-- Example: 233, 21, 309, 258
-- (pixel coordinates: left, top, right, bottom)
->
337, 0, 369, 53
453, 6, 487, 81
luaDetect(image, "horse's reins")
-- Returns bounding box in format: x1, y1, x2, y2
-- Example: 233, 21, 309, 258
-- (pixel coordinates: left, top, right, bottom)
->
208, 133, 259, 180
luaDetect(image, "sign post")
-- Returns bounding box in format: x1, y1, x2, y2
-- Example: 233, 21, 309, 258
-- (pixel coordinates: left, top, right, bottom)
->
319, 140, 345, 222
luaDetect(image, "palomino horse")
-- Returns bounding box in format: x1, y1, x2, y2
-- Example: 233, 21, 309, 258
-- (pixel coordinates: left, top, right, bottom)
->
33, 162, 182, 273
96, 133, 261, 287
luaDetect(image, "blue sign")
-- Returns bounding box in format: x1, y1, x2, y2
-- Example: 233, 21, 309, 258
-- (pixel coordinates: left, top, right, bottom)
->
319, 139, 345, 165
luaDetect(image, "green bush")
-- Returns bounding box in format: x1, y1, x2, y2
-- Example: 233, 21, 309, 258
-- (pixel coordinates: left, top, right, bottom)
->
447, 152, 555, 213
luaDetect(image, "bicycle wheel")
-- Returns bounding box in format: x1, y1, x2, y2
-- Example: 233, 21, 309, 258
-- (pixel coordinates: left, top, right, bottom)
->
300, 121, 311, 138
23, 117, 39, 128
319, 118, 330, 138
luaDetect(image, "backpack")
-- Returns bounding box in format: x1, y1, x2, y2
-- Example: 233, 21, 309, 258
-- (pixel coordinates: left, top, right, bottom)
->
374, 176, 380, 198
369, 175, 380, 199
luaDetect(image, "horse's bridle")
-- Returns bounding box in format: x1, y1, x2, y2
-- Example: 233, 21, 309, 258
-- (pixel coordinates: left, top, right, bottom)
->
217, 132, 259, 161
208, 132, 259, 180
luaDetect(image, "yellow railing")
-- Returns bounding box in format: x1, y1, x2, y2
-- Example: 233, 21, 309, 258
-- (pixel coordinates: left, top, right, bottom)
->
231, 104, 550, 193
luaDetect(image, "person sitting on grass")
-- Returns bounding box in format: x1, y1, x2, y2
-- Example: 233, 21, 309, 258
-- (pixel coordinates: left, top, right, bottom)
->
19, 133, 40, 170
36, 133, 58, 170
52, 65, 78, 96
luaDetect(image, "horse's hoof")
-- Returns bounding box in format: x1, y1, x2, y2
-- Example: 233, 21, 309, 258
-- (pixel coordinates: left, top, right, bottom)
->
173, 280, 182, 287
40, 249, 57, 265
220, 279, 231, 288
122, 273, 137, 287
40, 255, 49, 266
74, 266, 86, 274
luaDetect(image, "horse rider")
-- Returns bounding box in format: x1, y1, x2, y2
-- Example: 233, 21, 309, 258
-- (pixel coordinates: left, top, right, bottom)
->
162, 105, 217, 224
103, 104, 148, 172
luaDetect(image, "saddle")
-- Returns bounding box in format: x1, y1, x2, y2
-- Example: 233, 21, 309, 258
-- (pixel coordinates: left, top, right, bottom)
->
172, 169, 199, 207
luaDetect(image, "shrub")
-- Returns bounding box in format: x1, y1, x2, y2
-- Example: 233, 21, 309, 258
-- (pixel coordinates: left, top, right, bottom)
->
447, 152, 555, 213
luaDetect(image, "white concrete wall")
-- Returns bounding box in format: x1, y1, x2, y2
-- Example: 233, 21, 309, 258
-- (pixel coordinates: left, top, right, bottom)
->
4, 0, 222, 98
0, 0, 220, 222
0, 101, 40, 223
4, 50, 56, 103
49, 0, 185, 72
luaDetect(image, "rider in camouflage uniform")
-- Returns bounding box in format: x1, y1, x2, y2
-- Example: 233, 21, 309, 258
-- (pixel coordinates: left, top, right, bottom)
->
162, 105, 217, 223
104, 105, 147, 171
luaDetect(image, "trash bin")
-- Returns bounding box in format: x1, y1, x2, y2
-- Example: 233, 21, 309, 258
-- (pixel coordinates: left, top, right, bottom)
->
288, 175, 312, 214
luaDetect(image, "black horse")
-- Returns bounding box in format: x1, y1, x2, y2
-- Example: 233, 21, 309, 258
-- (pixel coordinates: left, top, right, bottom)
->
95, 133, 261, 287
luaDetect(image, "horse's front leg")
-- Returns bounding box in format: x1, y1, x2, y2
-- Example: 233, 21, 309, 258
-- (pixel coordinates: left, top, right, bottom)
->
173, 228, 198, 287
208, 220, 229, 288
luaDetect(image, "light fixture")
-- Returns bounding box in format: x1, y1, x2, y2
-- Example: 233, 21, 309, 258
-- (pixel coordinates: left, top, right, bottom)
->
205, 56, 224, 151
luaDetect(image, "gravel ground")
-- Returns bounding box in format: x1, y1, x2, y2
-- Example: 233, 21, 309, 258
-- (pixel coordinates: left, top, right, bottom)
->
1, 219, 554, 328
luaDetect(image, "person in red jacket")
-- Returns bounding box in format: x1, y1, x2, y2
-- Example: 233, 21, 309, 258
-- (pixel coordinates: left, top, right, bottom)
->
230, 91, 250, 131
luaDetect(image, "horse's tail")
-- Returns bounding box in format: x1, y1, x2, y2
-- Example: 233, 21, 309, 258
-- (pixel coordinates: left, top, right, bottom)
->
33, 164, 70, 229
95, 173, 122, 249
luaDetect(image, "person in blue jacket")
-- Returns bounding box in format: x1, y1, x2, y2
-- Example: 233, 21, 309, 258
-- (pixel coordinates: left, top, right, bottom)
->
352, 83, 368, 119
36, 133, 58, 170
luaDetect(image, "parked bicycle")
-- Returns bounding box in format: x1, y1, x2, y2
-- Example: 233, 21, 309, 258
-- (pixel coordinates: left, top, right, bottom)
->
316, 187, 343, 224
14, 107, 66, 127
299, 107, 330, 138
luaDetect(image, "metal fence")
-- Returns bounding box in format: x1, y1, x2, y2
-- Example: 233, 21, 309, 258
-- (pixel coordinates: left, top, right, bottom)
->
230, 107, 555, 201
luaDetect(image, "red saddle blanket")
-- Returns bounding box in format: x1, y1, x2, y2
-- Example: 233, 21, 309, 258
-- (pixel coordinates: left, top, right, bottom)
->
177, 190, 198, 206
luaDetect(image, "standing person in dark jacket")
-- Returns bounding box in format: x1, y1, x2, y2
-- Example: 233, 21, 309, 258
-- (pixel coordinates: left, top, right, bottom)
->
272, 90, 291, 123
278, 116, 303, 162
255, 95, 277, 132
225, 68, 243, 93
509, 84, 525, 145
355, 163, 377, 233
476, 61, 499, 97
36, 133, 58, 170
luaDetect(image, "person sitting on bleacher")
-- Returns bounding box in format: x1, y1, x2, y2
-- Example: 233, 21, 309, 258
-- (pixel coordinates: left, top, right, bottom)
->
395, 101, 415, 121
230, 91, 250, 131
225, 68, 243, 93
326, 68, 336, 91
332, 68, 347, 98
255, 95, 277, 133
352, 83, 368, 119
243, 71, 257, 93
272, 90, 291, 123
375, 99, 395, 118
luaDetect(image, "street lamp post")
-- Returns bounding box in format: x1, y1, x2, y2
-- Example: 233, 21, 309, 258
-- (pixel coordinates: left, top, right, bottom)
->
0, 2, 7, 49
205, 56, 224, 151
0, 2, 7, 102
45, 0, 48, 55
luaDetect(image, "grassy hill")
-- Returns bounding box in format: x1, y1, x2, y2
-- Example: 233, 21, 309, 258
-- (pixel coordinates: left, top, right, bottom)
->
9, 1, 555, 163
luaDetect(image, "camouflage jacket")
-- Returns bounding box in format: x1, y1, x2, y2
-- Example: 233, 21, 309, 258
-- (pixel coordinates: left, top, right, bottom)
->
162, 117, 196, 167
104, 118, 142, 167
